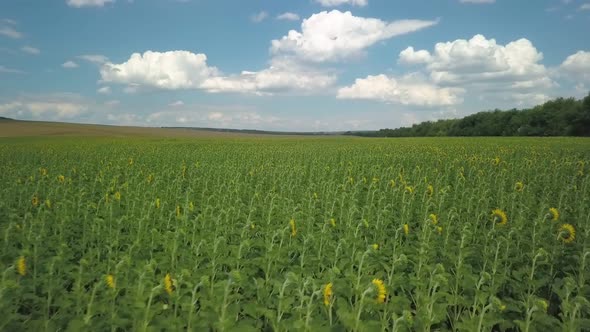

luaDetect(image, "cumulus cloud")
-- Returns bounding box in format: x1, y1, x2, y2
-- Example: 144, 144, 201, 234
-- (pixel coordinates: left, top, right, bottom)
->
337, 74, 463, 106
277, 12, 300, 21
560, 50, 590, 82
66, 0, 115, 8
100, 51, 219, 89
146, 108, 279, 129
399, 47, 432, 64
169, 100, 184, 107
579, 3, 590, 10
100, 51, 336, 94
0, 96, 88, 121
271, 10, 438, 62
21, 46, 40, 55
200, 58, 336, 94
62, 60, 79, 68
398, 34, 551, 89
315, 0, 368, 7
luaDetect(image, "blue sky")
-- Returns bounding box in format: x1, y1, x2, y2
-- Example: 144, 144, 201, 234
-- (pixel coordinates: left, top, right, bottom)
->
0, 0, 589, 131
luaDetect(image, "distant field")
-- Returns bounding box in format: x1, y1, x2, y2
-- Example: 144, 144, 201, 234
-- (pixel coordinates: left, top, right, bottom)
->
1, 136, 589, 331
0, 119, 286, 138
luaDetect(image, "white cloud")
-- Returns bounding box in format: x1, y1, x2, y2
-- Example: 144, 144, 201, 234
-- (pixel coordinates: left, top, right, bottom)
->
0, 26, 22, 39
78, 54, 109, 64
560, 50, 590, 82
62, 60, 79, 68
315, 0, 368, 7
66, 0, 115, 8
97, 86, 111, 94
251, 11, 268, 23
100, 51, 335, 94
0, 97, 88, 121
459, 0, 495, 3
21, 46, 40, 55
200, 58, 336, 94
399, 35, 551, 88
337, 74, 463, 106
100, 50, 219, 89
146, 108, 279, 129
271, 10, 438, 62
277, 12, 300, 21
579, 3, 590, 10
105, 100, 120, 107
399, 46, 432, 64
0, 65, 23, 74
169, 100, 184, 107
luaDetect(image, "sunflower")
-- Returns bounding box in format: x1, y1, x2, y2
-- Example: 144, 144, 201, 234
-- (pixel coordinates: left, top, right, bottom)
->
17, 256, 26, 276
405, 186, 414, 194
31, 195, 39, 207
372, 279, 386, 304
403, 224, 409, 235
57, 175, 65, 183
437, 226, 443, 235
515, 181, 524, 192
372, 243, 379, 250
164, 273, 174, 295
426, 185, 434, 197
105, 274, 116, 289
155, 198, 160, 209
558, 224, 575, 244
323, 282, 333, 306
329, 218, 336, 227
289, 219, 297, 237
114, 191, 121, 201
548, 208, 559, 221
491, 209, 508, 225
429, 213, 438, 225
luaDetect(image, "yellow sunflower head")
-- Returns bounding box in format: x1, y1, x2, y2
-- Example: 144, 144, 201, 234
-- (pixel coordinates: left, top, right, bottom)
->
31, 195, 39, 207
329, 218, 336, 227
515, 181, 524, 192
105, 274, 116, 289
491, 209, 508, 225
17, 256, 26, 276
323, 282, 333, 306
289, 219, 297, 237
548, 208, 559, 222
429, 213, 438, 225
426, 185, 434, 197
164, 273, 174, 295
372, 278, 387, 304
558, 224, 575, 244
403, 224, 409, 235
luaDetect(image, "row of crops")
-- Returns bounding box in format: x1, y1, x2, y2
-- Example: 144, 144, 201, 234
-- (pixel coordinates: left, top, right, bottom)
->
0, 137, 589, 331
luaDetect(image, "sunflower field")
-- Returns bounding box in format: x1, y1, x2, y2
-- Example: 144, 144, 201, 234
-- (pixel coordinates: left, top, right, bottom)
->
1, 136, 589, 331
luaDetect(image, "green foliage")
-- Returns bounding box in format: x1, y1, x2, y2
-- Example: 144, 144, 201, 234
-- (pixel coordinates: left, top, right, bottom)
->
349, 93, 590, 137
0, 136, 589, 331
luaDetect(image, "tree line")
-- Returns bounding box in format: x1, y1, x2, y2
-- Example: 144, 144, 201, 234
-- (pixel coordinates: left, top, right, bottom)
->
346, 93, 590, 137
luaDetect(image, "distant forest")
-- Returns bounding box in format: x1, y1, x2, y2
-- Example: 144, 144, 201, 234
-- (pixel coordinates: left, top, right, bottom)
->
347, 93, 590, 137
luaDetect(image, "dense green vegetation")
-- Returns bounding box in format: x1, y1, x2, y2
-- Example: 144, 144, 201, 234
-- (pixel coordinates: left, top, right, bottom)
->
1, 137, 589, 331
348, 93, 590, 137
